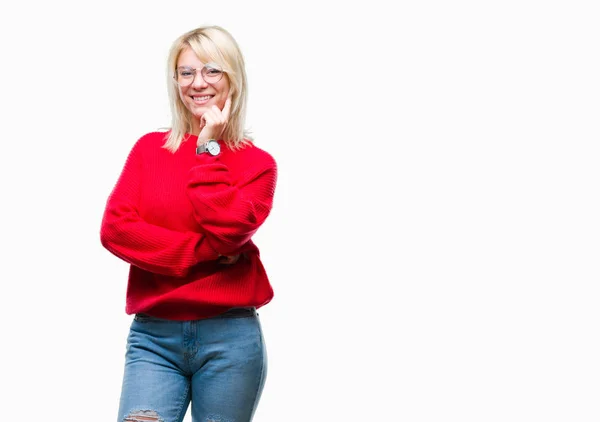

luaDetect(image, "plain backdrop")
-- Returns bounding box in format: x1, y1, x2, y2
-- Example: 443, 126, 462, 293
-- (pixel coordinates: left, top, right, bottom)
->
0, 1, 598, 421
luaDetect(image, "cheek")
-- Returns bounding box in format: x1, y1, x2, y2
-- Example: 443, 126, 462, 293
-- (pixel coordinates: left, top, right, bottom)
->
216, 84, 231, 107
178, 88, 188, 103
218, 78, 231, 96
178, 89, 197, 112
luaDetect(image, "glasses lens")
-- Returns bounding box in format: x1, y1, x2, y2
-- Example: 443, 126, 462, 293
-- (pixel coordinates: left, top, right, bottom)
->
201, 63, 224, 83
176, 68, 194, 87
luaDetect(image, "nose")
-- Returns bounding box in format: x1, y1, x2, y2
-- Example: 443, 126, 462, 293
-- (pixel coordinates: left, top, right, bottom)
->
191, 70, 208, 89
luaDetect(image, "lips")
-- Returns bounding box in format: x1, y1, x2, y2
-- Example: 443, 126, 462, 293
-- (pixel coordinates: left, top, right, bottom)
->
190, 95, 214, 105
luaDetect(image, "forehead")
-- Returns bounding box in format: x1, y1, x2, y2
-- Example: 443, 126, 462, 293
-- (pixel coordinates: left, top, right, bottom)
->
177, 47, 209, 67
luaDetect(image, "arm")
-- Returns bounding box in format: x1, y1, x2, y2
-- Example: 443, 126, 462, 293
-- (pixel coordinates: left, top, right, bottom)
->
100, 138, 219, 277
186, 154, 277, 256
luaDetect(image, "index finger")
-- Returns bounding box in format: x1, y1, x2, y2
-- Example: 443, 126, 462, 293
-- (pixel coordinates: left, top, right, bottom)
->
222, 94, 232, 119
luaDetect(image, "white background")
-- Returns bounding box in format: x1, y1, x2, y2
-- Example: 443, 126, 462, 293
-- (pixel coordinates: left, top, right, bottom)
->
1, 1, 598, 421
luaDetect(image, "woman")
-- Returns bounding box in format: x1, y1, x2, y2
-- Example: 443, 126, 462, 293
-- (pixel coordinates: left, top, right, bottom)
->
100, 25, 277, 422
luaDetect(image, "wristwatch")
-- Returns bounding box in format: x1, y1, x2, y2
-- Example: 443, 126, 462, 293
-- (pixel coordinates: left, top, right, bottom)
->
196, 139, 221, 156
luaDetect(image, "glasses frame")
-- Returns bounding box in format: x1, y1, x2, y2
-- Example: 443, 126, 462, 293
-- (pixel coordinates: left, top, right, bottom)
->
173, 62, 225, 87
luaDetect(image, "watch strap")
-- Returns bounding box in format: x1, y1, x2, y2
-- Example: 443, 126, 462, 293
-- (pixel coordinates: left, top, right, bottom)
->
196, 139, 218, 155
196, 143, 207, 154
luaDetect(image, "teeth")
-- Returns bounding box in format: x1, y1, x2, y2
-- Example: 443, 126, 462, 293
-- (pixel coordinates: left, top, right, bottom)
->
193, 96, 211, 101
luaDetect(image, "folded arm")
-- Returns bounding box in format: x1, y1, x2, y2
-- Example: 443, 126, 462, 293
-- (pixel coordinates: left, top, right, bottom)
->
186, 154, 277, 256
100, 139, 219, 277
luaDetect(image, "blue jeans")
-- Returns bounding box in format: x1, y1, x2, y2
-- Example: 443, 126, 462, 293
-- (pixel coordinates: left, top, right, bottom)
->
117, 308, 267, 422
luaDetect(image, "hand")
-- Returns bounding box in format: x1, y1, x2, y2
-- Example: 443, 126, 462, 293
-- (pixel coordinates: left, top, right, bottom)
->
197, 95, 232, 145
217, 254, 240, 265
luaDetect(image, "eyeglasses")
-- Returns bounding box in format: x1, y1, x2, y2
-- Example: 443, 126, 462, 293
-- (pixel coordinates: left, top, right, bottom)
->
174, 63, 224, 87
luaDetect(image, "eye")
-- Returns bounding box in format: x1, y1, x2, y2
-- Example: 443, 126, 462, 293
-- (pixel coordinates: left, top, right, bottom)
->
206, 68, 222, 76
177, 67, 195, 77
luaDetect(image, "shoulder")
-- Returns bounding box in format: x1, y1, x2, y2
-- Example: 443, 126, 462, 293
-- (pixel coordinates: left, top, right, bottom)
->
125, 131, 170, 159
134, 131, 169, 150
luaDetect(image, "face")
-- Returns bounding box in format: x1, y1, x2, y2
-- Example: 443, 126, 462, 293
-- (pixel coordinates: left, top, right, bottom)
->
176, 47, 230, 132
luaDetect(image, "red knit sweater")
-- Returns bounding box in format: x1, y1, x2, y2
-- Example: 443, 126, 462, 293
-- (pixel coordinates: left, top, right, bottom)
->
100, 131, 277, 320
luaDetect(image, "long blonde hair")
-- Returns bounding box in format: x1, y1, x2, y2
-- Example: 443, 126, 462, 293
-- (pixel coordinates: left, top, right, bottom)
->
163, 25, 252, 152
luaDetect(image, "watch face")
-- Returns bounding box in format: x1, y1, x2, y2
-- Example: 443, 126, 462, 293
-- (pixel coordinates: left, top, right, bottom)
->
208, 141, 220, 155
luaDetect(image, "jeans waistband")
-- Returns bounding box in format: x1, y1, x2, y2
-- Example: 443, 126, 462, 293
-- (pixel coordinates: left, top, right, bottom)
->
214, 307, 257, 318
134, 307, 256, 322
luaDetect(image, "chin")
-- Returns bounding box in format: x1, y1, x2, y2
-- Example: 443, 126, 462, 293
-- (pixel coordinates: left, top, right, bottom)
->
188, 104, 208, 116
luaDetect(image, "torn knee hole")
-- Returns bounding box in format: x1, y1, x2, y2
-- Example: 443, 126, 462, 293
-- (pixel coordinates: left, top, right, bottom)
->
124, 410, 163, 422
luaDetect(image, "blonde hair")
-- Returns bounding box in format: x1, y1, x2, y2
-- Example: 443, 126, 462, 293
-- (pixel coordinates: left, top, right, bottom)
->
163, 25, 252, 152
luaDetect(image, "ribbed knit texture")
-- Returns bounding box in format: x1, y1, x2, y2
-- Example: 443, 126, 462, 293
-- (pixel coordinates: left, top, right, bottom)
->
100, 131, 277, 320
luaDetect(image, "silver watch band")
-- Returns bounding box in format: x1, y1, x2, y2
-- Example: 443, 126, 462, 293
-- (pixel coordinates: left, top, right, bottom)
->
196, 139, 219, 156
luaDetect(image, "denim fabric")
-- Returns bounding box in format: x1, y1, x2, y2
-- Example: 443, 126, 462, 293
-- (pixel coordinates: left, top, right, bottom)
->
117, 308, 267, 422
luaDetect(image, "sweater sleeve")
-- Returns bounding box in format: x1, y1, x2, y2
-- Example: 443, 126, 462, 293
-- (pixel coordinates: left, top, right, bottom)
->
100, 138, 220, 277
186, 152, 277, 256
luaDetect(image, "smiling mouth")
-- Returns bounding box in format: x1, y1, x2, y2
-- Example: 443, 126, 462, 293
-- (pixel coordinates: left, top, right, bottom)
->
191, 95, 213, 103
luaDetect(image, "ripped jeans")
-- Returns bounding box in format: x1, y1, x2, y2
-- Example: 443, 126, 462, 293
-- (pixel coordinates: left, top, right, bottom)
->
117, 308, 267, 422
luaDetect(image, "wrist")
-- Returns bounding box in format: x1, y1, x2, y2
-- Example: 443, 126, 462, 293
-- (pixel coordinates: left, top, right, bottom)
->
196, 139, 221, 156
